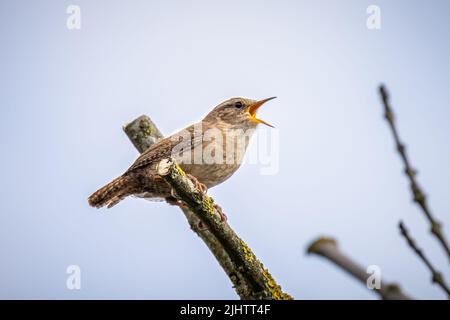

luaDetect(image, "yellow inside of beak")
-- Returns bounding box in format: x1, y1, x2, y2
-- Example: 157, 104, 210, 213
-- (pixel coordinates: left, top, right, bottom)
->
247, 97, 276, 128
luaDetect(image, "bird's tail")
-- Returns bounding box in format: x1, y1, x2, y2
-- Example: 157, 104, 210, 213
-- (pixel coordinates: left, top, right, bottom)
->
88, 174, 137, 208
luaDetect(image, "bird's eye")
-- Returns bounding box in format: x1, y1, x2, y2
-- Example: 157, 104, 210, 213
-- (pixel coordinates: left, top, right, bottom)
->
234, 101, 244, 109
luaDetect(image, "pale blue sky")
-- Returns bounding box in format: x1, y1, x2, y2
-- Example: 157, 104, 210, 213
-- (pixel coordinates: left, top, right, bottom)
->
1, 0, 450, 299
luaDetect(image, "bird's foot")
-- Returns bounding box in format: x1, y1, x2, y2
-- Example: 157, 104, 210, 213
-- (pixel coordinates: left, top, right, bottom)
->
187, 174, 208, 194
214, 203, 228, 222
186, 174, 208, 194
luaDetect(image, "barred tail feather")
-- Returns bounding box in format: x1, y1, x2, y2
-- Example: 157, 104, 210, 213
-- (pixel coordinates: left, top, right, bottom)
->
88, 175, 136, 208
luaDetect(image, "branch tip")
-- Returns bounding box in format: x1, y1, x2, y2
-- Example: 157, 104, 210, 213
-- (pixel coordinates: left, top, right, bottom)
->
307, 236, 337, 254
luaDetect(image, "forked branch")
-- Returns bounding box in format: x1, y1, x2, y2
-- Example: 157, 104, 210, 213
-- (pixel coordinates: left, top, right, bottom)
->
399, 221, 450, 298
379, 85, 450, 262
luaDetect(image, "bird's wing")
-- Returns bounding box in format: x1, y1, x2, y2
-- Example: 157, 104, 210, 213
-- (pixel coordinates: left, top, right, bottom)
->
126, 137, 173, 172
126, 123, 203, 173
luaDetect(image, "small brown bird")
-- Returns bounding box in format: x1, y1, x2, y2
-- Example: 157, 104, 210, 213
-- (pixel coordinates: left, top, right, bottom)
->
88, 97, 275, 208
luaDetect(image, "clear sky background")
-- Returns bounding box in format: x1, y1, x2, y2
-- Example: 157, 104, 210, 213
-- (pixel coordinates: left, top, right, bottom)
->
1, 0, 450, 299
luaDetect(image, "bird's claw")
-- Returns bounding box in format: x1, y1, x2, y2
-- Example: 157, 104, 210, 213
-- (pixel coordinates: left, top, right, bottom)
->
214, 204, 227, 222
179, 174, 225, 230
186, 174, 208, 194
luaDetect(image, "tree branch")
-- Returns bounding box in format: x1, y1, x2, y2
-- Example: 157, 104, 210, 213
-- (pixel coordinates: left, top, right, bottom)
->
123, 115, 164, 153
123, 115, 292, 300
398, 221, 450, 298
379, 85, 450, 262
307, 237, 412, 300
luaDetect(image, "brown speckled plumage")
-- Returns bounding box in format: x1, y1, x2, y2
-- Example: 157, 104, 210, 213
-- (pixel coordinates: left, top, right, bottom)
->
88, 97, 275, 208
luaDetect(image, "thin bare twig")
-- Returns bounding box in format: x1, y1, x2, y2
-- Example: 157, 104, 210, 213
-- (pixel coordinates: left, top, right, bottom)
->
399, 221, 450, 298
123, 115, 292, 300
379, 85, 450, 262
307, 237, 412, 300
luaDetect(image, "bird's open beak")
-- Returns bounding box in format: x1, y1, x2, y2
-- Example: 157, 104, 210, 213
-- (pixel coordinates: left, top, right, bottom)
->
247, 97, 276, 128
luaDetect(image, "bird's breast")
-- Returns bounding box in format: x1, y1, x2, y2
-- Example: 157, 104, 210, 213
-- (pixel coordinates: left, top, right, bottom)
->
173, 124, 254, 187
181, 163, 242, 188
180, 137, 250, 187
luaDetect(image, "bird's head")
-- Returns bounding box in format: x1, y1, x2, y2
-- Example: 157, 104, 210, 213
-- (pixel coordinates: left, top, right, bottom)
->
203, 97, 276, 129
